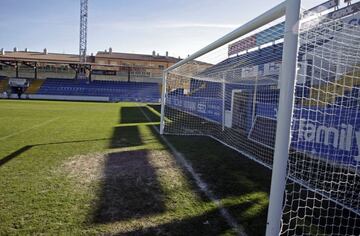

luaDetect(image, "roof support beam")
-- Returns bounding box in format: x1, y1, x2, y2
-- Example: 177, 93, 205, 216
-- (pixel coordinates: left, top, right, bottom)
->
0, 61, 16, 67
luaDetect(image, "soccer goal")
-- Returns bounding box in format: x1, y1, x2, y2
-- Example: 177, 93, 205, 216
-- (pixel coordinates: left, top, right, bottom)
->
160, 0, 360, 235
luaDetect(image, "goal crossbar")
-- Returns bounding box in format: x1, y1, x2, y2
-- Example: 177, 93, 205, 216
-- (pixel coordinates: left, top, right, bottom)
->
164, 1, 287, 73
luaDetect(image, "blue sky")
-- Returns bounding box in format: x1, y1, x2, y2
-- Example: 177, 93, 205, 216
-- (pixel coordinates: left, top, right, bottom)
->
0, 0, 330, 58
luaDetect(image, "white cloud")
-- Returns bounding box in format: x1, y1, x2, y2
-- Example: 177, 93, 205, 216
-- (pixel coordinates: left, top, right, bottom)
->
92, 21, 239, 30
156, 23, 239, 29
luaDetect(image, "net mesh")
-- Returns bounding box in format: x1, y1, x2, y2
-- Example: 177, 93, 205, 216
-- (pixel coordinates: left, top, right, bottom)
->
164, 20, 285, 168
282, 14, 360, 236
162, 4, 360, 235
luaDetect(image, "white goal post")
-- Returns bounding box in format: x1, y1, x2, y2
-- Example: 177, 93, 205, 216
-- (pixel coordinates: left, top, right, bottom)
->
265, 0, 301, 235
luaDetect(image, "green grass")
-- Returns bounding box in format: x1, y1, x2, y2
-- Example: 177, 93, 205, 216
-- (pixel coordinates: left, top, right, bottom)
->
0, 99, 270, 235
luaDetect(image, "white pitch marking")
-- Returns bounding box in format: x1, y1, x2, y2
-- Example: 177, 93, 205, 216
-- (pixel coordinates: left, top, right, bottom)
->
0, 117, 60, 141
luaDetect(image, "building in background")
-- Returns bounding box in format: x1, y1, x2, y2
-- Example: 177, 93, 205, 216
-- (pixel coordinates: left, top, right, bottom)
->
0, 48, 181, 82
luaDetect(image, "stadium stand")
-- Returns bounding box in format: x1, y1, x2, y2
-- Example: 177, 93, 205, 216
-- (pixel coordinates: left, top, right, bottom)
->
36, 78, 161, 102
304, 69, 360, 107
200, 44, 283, 77
174, 44, 285, 115
186, 40, 358, 110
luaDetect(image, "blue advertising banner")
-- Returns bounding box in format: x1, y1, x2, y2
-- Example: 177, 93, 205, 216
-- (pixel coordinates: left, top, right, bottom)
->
292, 108, 360, 166
256, 103, 360, 166
167, 95, 223, 123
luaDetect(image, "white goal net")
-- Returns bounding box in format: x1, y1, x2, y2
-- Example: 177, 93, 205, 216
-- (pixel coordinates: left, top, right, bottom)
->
161, 1, 360, 235
282, 8, 360, 236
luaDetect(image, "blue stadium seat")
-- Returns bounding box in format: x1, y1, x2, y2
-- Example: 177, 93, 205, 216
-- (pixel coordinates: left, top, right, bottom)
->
37, 78, 160, 102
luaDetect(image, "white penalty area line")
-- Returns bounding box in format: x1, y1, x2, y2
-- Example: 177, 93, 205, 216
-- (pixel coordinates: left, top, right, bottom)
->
140, 105, 247, 236
0, 117, 61, 141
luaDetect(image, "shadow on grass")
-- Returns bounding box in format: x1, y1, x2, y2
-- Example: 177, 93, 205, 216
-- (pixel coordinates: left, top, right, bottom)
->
0, 145, 32, 166
109, 105, 164, 149
166, 135, 272, 199
0, 138, 109, 167
91, 112, 209, 224
165, 135, 271, 235
94, 104, 271, 234
92, 149, 166, 223
115, 206, 231, 236
109, 126, 143, 149
120, 106, 160, 124
115, 202, 267, 236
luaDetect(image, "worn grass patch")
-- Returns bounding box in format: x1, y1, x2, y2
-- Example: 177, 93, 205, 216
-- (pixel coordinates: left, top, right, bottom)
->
59, 152, 106, 186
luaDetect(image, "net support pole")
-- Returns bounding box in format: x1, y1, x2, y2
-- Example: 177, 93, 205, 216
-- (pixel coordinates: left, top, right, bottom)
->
160, 71, 168, 135
265, 0, 301, 235
222, 75, 226, 131
252, 75, 258, 123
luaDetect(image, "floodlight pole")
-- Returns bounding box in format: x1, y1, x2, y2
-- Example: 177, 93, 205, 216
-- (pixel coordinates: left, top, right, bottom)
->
160, 71, 168, 135
265, 0, 301, 235
79, 0, 88, 64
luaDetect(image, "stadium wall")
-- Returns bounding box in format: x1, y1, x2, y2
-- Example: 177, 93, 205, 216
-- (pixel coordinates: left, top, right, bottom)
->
1, 93, 109, 102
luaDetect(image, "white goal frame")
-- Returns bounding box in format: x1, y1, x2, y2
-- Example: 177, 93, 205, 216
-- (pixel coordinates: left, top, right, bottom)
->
160, 0, 302, 235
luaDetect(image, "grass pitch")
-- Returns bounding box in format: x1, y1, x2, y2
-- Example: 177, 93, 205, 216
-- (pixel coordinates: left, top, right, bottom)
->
0, 100, 271, 235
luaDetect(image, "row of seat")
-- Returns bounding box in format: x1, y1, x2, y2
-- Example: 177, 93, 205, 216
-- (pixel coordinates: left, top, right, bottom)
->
36, 78, 161, 102
334, 87, 360, 107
